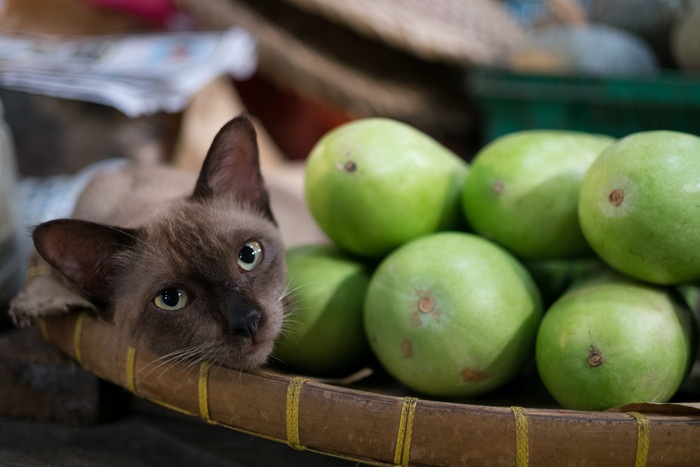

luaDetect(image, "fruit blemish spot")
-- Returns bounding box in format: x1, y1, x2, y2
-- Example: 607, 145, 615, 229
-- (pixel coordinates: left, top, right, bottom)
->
411, 292, 439, 326
461, 368, 488, 382
418, 293, 435, 313
491, 181, 505, 195
588, 346, 604, 367
608, 189, 624, 206
341, 160, 357, 172
401, 337, 414, 358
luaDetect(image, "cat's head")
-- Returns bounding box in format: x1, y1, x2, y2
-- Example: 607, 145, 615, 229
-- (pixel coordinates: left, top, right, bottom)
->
32, 116, 287, 370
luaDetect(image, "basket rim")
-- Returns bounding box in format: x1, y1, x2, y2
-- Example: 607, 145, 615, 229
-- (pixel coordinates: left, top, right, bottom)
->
40, 312, 700, 466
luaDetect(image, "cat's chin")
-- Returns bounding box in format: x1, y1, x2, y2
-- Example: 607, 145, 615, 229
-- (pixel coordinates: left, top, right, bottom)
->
211, 336, 276, 370
126, 321, 280, 371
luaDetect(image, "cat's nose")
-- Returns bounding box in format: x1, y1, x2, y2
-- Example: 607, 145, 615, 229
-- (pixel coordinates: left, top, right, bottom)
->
228, 308, 261, 337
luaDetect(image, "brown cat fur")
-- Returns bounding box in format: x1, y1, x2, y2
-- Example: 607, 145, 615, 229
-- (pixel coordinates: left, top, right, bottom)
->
10, 116, 287, 370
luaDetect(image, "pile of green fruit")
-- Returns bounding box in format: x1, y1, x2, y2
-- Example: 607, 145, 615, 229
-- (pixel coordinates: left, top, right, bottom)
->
274, 118, 699, 411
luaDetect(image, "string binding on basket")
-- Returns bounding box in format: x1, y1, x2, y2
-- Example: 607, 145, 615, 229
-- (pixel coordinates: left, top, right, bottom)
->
199, 361, 213, 422
286, 376, 308, 450
72, 313, 86, 366
511, 406, 529, 467
394, 396, 418, 466
627, 411, 650, 467
126, 346, 138, 396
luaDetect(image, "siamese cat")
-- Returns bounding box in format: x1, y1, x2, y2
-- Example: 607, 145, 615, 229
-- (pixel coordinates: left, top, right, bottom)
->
10, 115, 287, 370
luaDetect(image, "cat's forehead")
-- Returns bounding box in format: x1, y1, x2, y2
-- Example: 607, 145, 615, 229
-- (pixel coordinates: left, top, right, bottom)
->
138, 198, 281, 265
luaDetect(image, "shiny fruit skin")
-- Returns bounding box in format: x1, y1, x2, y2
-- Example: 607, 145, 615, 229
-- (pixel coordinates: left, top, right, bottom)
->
462, 130, 613, 260
536, 276, 696, 411
275, 244, 371, 375
579, 130, 700, 284
305, 118, 468, 259
364, 232, 542, 398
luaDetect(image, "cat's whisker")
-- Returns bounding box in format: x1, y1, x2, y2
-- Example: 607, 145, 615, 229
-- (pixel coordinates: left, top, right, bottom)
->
278, 286, 293, 302
209, 348, 228, 371
148, 357, 191, 381
139, 345, 206, 379
279, 283, 305, 303
138, 352, 181, 377
277, 322, 302, 340
278, 311, 306, 339
189, 341, 230, 371
184, 350, 210, 373
265, 351, 285, 367
233, 362, 245, 382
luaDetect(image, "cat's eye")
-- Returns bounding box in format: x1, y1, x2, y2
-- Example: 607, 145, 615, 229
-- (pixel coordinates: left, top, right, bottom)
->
153, 287, 189, 311
238, 241, 263, 271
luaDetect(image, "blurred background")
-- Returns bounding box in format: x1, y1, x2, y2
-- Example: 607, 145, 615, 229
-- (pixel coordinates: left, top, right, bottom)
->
0, 0, 699, 464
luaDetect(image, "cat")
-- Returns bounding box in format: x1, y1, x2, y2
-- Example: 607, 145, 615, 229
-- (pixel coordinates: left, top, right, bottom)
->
9, 115, 288, 370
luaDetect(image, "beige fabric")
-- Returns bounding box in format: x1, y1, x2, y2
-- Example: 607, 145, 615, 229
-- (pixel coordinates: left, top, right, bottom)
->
10, 253, 95, 327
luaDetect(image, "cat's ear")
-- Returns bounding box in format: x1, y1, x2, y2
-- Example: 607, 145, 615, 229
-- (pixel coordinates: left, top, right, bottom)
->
33, 219, 137, 308
191, 115, 275, 223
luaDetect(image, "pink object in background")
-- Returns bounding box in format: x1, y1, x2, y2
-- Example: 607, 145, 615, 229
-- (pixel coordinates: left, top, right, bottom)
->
84, 0, 177, 26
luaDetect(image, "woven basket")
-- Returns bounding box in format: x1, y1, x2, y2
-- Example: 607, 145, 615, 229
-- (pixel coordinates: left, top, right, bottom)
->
40, 312, 700, 466
173, 0, 523, 134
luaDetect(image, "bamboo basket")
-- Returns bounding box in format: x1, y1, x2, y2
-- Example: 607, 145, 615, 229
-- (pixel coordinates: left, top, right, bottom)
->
39, 312, 700, 466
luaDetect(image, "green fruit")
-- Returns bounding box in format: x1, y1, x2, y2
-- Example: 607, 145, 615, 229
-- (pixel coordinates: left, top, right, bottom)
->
304, 118, 469, 259
578, 131, 700, 285
275, 244, 371, 375
462, 130, 613, 260
364, 232, 542, 398
536, 275, 696, 411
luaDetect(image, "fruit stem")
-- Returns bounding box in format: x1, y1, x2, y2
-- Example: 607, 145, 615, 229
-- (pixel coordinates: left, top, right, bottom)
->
343, 161, 357, 172
418, 294, 435, 313
492, 181, 504, 195
608, 189, 624, 206
588, 346, 604, 367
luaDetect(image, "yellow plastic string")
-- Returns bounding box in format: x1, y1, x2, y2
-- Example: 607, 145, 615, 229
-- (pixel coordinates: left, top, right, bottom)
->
628, 411, 650, 467
285, 376, 307, 450
24, 264, 51, 282
38, 319, 49, 340
393, 397, 418, 466
72, 313, 85, 365
126, 347, 138, 396
511, 406, 529, 467
198, 361, 212, 423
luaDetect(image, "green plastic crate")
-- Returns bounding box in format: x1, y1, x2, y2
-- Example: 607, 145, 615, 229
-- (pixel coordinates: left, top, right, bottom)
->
469, 68, 700, 143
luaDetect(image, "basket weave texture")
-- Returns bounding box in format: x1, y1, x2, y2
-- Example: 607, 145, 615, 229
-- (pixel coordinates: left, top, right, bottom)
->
41, 313, 700, 467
